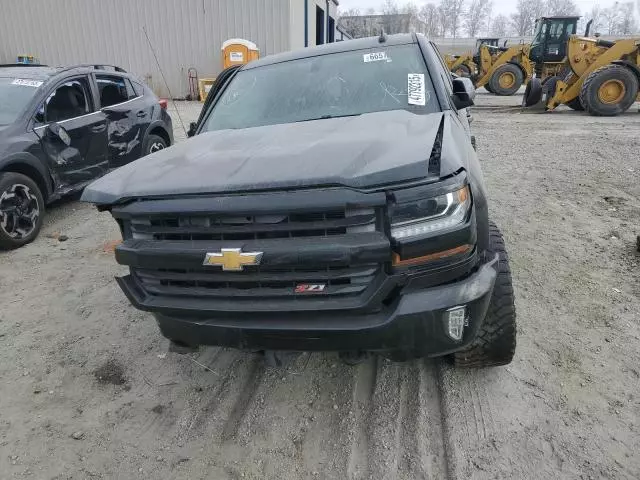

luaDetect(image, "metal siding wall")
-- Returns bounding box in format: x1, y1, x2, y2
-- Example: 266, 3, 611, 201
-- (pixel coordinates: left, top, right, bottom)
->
0, 0, 291, 98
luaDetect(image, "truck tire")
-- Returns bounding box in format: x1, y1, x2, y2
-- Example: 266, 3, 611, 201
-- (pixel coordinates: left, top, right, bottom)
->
488, 63, 524, 96
0, 172, 45, 250
580, 64, 639, 116
453, 222, 516, 367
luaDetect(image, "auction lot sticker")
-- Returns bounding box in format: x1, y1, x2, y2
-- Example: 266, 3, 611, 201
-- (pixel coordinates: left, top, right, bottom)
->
363, 51, 388, 63
407, 73, 426, 106
12, 79, 43, 88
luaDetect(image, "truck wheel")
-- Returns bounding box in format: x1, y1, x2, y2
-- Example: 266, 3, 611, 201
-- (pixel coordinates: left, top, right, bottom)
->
453, 64, 471, 77
0, 172, 45, 250
580, 64, 639, 116
488, 64, 523, 96
453, 222, 516, 367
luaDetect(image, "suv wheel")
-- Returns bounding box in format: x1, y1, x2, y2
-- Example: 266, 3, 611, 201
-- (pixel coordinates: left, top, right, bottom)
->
143, 134, 167, 156
0, 172, 45, 249
453, 222, 516, 367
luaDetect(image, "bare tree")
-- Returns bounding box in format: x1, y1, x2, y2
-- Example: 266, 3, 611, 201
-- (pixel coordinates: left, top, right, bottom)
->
464, 0, 492, 37
510, 0, 545, 36
546, 0, 579, 16
617, 2, 638, 34
381, 0, 401, 33
601, 5, 623, 34
491, 13, 510, 36
587, 5, 602, 34
419, 3, 442, 37
440, 0, 466, 37
338, 8, 365, 38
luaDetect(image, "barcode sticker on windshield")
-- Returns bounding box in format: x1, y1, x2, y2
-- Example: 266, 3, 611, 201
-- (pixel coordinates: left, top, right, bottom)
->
407, 74, 426, 106
363, 52, 388, 63
12, 79, 43, 88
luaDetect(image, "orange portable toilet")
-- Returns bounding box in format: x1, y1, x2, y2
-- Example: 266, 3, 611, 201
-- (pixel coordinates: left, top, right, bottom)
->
221, 39, 260, 69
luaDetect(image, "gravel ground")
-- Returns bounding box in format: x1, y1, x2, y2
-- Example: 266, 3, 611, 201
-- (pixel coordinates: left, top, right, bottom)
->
1, 94, 639, 480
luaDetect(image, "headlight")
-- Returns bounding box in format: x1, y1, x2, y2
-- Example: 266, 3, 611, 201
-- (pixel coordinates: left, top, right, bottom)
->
390, 186, 471, 240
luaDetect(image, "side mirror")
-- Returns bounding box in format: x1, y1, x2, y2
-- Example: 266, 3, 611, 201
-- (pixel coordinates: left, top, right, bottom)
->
46, 123, 71, 146
187, 122, 197, 138
451, 77, 476, 110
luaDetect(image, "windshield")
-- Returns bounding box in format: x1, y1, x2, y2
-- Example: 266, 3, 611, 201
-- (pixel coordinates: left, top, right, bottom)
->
0, 77, 42, 125
202, 43, 439, 132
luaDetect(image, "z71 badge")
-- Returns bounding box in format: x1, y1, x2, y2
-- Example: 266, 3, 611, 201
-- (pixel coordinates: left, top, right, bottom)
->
294, 284, 326, 293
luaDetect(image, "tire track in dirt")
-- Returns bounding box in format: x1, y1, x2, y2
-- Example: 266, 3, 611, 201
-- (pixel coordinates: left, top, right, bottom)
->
221, 355, 266, 442
347, 356, 378, 480
435, 363, 498, 479
422, 360, 452, 480
175, 348, 244, 441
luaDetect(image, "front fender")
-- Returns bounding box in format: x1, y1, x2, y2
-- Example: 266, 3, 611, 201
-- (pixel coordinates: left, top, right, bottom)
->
0, 152, 53, 199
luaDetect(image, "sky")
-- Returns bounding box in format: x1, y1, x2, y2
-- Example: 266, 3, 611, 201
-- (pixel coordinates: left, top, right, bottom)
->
338, 0, 625, 15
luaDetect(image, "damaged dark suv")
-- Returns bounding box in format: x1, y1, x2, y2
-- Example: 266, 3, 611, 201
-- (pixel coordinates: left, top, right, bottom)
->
83, 34, 517, 367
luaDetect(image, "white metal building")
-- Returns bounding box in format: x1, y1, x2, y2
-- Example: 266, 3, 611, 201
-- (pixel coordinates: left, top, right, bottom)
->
0, 0, 342, 98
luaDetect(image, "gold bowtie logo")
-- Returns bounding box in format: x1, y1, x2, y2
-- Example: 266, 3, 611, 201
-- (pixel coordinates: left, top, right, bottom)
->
203, 248, 263, 271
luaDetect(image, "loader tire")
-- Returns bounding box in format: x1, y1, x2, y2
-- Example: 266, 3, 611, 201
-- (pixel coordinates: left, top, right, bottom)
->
484, 83, 495, 93
453, 64, 472, 77
563, 72, 584, 110
566, 97, 584, 111
580, 64, 639, 116
453, 222, 516, 368
488, 63, 523, 96
522, 78, 542, 106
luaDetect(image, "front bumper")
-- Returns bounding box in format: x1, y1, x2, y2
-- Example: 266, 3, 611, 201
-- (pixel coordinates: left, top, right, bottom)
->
118, 253, 498, 357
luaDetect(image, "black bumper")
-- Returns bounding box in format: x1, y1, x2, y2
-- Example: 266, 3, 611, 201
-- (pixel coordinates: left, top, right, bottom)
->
117, 253, 498, 357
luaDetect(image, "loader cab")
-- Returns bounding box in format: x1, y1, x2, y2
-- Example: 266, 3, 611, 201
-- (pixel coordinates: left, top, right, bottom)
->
473, 38, 500, 55
529, 16, 579, 64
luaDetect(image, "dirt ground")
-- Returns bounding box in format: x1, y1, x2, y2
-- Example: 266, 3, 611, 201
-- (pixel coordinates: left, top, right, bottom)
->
1, 94, 639, 480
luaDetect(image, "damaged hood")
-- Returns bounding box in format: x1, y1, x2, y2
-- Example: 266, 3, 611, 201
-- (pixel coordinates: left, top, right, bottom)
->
82, 110, 463, 205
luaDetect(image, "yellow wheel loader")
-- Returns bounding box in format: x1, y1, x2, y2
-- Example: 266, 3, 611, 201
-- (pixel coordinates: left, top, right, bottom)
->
474, 43, 534, 95
523, 16, 640, 116
445, 38, 500, 78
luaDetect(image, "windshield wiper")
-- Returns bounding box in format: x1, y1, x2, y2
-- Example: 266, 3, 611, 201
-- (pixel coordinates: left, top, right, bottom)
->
295, 113, 362, 123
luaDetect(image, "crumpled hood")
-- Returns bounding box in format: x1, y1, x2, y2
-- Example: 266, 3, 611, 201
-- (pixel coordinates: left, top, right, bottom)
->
82, 110, 461, 205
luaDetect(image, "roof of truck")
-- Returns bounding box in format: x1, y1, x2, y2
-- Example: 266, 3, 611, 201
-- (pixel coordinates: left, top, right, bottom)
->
244, 33, 417, 70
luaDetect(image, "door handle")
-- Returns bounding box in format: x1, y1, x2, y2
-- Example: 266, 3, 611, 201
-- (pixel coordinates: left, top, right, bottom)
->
91, 124, 107, 133
136, 111, 147, 118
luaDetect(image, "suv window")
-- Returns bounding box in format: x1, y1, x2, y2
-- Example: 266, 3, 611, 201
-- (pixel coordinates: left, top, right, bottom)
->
202, 43, 439, 132
131, 81, 145, 97
0, 77, 42, 125
96, 75, 133, 107
35, 78, 92, 123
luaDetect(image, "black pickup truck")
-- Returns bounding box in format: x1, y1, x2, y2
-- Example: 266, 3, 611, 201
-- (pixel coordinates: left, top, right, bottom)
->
83, 33, 516, 367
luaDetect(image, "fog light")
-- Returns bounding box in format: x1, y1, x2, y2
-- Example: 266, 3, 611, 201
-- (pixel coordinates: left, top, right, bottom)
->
445, 306, 468, 341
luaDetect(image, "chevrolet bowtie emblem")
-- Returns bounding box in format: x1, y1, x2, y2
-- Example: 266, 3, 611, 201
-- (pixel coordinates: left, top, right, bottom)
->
203, 248, 263, 271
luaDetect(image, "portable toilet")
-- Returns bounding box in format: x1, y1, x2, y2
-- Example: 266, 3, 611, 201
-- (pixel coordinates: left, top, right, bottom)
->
221, 39, 259, 69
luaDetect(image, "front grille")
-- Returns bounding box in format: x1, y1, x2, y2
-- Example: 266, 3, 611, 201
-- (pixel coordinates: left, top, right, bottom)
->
129, 208, 376, 241
132, 264, 380, 300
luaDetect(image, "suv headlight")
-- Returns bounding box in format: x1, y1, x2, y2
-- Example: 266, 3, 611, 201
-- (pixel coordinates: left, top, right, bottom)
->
390, 186, 471, 240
